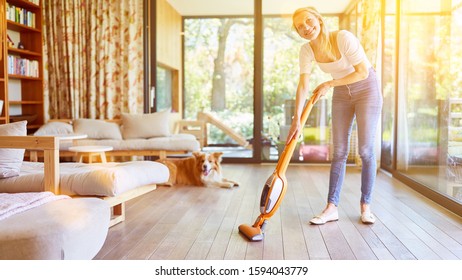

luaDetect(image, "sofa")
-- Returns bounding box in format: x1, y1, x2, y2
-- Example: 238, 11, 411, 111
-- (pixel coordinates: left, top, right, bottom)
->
0, 195, 110, 260
33, 111, 201, 160
0, 122, 110, 259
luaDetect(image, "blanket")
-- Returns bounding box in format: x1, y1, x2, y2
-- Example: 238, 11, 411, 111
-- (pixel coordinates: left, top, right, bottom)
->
0, 192, 70, 221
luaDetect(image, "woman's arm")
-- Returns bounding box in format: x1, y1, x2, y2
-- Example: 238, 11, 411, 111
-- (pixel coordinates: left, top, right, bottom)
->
286, 73, 311, 143
312, 60, 369, 101
327, 60, 369, 87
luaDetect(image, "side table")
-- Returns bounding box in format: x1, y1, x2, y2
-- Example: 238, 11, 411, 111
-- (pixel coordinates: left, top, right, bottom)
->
68, 145, 113, 163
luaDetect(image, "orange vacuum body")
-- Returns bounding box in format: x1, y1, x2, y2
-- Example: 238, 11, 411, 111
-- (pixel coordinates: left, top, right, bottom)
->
238, 96, 317, 241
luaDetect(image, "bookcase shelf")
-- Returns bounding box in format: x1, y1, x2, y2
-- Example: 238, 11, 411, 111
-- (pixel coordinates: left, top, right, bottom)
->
1, 0, 43, 131
8, 46, 40, 57
7, 20, 40, 32
8, 74, 41, 80
9, 100, 42, 105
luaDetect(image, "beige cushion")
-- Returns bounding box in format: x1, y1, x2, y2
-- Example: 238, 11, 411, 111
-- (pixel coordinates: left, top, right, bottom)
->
121, 111, 171, 139
70, 134, 201, 151
0, 121, 27, 179
0, 161, 170, 197
74, 119, 122, 140
34, 122, 74, 136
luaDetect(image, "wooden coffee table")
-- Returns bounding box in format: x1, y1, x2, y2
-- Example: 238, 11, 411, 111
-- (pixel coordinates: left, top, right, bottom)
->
68, 145, 113, 163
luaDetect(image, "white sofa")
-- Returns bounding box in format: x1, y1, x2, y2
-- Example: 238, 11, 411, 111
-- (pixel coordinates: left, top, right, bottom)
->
34, 111, 201, 160
0, 123, 110, 260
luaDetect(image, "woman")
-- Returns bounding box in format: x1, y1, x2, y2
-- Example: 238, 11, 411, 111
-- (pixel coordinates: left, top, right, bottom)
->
287, 7, 382, 225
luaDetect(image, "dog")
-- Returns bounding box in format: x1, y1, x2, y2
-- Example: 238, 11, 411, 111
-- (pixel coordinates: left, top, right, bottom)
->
200, 152, 239, 188
157, 151, 239, 188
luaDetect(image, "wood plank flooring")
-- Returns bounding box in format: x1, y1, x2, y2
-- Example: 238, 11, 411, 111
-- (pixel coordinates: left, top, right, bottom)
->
94, 164, 462, 260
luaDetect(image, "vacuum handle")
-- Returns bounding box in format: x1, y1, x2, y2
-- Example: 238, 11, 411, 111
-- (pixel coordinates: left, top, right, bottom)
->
276, 96, 317, 175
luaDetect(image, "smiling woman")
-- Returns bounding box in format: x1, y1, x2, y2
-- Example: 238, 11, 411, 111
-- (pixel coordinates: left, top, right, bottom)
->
293, 11, 321, 40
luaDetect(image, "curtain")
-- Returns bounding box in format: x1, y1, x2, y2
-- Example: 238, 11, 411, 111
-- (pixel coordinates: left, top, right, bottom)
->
43, 0, 144, 120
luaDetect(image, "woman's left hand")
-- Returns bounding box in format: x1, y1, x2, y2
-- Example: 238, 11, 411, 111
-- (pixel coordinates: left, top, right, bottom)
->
312, 81, 332, 102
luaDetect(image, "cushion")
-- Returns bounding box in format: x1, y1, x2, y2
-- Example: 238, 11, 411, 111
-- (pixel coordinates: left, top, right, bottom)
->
121, 111, 171, 139
71, 133, 201, 151
0, 161, 170, 197
73, 119, 122, 140
0, 121, 27, 179
34, 122, 74, 136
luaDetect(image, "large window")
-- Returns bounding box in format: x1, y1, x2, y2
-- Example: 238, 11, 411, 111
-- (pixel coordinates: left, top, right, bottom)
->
442, 1, 462, 202
395, 0, 462, 202
183, 17, 254, 157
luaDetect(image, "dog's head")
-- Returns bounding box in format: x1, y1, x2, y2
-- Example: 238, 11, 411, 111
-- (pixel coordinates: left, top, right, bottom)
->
193, 151, 223, 177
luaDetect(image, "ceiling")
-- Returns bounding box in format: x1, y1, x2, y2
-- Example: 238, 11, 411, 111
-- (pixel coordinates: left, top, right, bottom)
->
166, 0, 354, 16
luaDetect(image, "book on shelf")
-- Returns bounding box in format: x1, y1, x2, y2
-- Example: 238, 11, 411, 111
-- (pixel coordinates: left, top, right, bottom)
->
7, 55, 39, 78
6, 3, 36, 28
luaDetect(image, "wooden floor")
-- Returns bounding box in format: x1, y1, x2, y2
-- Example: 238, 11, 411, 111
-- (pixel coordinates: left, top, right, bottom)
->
95, 164, 462, 260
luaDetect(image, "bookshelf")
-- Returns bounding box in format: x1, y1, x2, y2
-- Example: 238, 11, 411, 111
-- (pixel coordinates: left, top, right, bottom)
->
0, 0, 43, 131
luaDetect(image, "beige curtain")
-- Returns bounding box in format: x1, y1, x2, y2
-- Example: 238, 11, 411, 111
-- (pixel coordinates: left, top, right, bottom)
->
43, 0, 144, 120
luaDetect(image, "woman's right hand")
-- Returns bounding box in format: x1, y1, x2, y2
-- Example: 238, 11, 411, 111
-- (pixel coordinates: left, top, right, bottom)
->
286, 118, 301, 144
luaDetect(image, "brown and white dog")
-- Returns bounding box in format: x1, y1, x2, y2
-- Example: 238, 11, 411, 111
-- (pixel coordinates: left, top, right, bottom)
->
157, 151, 239, 188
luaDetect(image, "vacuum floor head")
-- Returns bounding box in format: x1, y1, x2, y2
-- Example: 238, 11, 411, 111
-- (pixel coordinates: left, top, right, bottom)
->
238, 224, 264, 241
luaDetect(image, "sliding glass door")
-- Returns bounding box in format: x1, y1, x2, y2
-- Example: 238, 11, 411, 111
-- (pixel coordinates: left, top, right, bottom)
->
395, 0, 462, 203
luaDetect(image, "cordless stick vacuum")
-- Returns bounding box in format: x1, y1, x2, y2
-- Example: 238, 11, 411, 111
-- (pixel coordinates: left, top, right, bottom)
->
238, 95, 317, 241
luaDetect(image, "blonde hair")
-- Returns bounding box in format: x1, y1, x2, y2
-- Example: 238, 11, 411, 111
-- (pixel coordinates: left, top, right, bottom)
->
292, 7, 336, 61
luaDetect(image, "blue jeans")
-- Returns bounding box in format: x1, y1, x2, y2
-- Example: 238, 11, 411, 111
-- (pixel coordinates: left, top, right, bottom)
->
328, 68, 383, 206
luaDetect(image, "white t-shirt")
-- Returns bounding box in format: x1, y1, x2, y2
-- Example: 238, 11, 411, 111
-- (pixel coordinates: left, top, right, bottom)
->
299, 30, 371, 79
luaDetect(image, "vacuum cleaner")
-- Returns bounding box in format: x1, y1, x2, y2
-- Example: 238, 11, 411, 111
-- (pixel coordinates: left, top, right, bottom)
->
238, 95, 317, 241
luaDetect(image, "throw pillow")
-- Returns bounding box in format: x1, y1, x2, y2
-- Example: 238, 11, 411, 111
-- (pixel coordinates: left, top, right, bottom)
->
34, 121, 74, 136
121, 111, 171, 139
73, 119, 122, 140
0, 121, 27, 178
